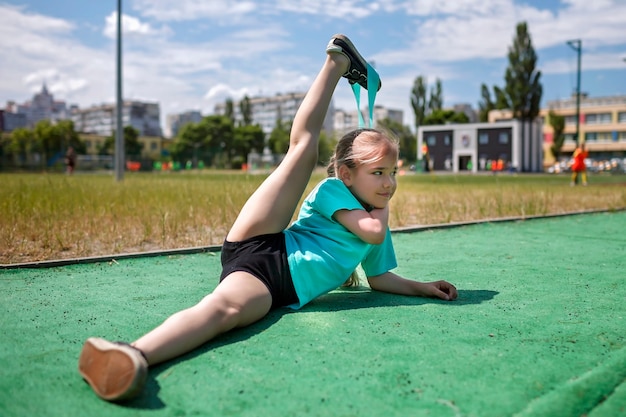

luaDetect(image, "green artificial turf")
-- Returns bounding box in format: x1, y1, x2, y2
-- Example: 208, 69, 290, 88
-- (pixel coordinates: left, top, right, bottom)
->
1, 212, 624, 417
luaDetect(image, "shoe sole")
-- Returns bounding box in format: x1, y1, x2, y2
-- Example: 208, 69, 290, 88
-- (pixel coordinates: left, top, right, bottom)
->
328, 33, 381, 91
78, 337, 148, 401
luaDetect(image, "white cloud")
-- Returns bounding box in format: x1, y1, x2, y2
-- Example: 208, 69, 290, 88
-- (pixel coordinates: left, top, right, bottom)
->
1, 0, 624, 133
132, 0, 258, 21
0, 4, 74, 34
103, 12, 169, 39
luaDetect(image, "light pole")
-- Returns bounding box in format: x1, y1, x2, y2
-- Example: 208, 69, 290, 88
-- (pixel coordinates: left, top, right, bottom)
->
566, 39, 582, 146
115, 0, 124, 182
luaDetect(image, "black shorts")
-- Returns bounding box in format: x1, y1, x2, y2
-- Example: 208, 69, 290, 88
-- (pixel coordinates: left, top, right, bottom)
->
220, 233, 299, 309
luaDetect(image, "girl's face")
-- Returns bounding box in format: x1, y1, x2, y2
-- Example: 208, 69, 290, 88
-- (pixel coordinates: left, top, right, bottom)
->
340, 152, 398, 209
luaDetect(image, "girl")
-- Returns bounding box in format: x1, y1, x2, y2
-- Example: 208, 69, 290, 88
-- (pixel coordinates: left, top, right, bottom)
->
78, 34, 458, 402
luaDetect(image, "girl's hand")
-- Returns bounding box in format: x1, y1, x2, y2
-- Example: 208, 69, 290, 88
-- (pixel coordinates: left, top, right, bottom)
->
367, 273, 457, 301
419, 280, 458, 301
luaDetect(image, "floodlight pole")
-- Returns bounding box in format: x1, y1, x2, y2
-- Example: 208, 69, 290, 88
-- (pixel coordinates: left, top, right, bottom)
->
115, 0, 124, 182
566, 39, 581, 146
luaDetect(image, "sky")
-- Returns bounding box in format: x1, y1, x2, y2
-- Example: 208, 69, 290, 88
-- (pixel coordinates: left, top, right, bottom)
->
1, 0, 625, 132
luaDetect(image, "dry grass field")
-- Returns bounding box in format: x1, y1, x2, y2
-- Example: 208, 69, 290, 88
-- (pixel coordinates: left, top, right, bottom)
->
1, 170, 625, 264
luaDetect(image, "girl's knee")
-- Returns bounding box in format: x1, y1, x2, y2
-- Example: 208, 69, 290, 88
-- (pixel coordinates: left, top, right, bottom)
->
196, 294, 244, 330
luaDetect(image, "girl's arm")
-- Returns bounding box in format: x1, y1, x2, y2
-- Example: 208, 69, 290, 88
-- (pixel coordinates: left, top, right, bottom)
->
333, 206, 389, 244
367, 271, 458, 301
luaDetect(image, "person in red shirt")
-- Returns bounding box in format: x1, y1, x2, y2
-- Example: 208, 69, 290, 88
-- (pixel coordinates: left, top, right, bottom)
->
570, 143, 588, 186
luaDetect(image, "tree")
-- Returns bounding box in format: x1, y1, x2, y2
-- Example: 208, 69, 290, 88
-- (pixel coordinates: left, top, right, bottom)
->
203, 115, 235, 166
410, 76, 427, 133
504, 22, 542, 121
170, 121, 207, 164
171, 115, 234, 167
99, 126, 143, 157
428, 79, 443, 113
55, 120, 84, 154
478, 84, 511, 122
423, 110, 470, 126
232, 124, 265, 166
478, 84, 495, 122
224, 99, 235, 123
494, 86, 509, 110
549, 110, 566, 160
268, 118, 291, 154
240, 95, 253, 126
377, 118, 416, 163
33, 120, 59, 161
9, 127, 36, 165
318, 130, 335, 167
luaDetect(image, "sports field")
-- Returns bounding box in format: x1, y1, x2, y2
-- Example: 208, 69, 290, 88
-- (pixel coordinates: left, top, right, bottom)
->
1, 211, 624, 417
2, 171, 625, 265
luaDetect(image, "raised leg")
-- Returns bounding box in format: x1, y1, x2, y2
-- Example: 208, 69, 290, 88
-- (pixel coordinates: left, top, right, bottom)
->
226, 52, 349, 242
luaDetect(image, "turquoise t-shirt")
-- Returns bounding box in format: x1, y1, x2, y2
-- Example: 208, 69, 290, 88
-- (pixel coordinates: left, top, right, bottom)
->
283, 177, 397, 309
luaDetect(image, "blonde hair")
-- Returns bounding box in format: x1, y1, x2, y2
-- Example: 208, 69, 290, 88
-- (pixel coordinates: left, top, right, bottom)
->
327, 128, 399, 177
327, 128, 399, 288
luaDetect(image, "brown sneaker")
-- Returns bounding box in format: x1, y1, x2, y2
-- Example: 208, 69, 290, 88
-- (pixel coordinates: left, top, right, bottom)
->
78, 337, 148, 401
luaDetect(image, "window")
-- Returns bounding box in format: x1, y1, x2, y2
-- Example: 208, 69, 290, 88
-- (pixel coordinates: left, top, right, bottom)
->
586, 113, 612, 124
585, 132, 597, 141
150, 142, 158, 150
479, 133, 489, 145
499, 132, 509, 144
565, 115, 577, 125
618, 112, 626, 123
444, 135, 451, 146
564, 133, 575, 142
427, 136, 436, 146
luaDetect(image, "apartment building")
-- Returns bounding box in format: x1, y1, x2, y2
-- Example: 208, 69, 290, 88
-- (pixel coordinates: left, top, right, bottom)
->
165, 110, 203, 138
0, 84, 68, 130
333, 105, 404, 137
542, 94, 626, 162
490, 94, 626, 165
214, 92, 334, 137
71, 100, 162, 137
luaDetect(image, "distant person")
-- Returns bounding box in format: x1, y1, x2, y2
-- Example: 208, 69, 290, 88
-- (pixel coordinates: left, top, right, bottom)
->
570, 143, 588, 186
78, 34, 458, 402
422, 144, 430, 172
65, 146, 76, 175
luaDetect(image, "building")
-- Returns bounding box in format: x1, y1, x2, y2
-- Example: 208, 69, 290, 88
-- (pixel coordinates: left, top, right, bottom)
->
214, 92, 334, 137
541, 94, 626, 164
333, 105, 404, 136
489, 94, 626, 166
451, 103, 479, 123
3, 84, 68, 129
165, 110, 202, 138
80, 133, 166, 160
418, 120, 543, 173
0, 109, 27, 132
71, 100, 162, 137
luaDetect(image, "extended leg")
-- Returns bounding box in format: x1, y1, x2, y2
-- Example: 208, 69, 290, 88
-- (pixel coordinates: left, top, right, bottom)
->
78, 271, 272, 401
132, 272, 272, 365
226, 51, 349, 241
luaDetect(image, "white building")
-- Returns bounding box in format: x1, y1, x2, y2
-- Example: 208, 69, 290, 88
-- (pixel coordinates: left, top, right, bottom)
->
333, 105, 404, 136
165, 110, 202, 138
71, 101, 162, 137
418, 120, 543, 173
12, 84, 68, 127
214, 93, 334, 137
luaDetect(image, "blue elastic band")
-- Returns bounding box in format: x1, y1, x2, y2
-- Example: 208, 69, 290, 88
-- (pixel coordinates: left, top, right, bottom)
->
350, 63, 380, 128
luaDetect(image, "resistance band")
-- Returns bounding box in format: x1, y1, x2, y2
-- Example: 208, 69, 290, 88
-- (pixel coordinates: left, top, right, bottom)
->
350, 62, 380, 128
